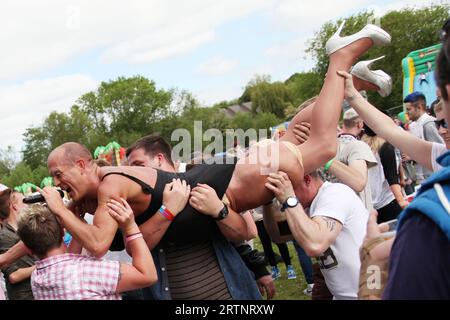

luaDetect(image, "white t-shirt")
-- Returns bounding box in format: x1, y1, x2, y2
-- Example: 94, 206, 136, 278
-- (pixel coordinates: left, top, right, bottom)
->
431, 142, 447, 173
307, 182, 369, 300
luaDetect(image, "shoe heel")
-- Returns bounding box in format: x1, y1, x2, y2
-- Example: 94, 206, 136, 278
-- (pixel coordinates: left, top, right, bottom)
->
365, 55, 385, 67
330, 20, 346, 40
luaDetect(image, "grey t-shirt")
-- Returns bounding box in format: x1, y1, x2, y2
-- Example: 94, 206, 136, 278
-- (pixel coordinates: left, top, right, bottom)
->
0, 224, 36, 300
320, 135, 377, 211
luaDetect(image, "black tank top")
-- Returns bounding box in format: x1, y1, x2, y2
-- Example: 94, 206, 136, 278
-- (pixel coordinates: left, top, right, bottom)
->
105, 157, 237, 250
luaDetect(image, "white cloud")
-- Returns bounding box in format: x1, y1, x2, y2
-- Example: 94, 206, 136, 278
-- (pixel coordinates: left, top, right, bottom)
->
196, 85, 243, 106
272, 0, 373, 33
195, 56, 239, 76
0, 74, 98, 150
0, 0, 273, 81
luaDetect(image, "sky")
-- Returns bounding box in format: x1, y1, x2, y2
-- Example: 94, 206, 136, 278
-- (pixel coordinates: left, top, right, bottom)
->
0, 0, 446, 153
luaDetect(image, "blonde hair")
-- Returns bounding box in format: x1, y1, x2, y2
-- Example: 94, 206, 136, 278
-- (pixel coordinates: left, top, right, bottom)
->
296, 96, 318, 113
434, 100, 444, 113
361, 134, 386, 153
17, 204, 64, 258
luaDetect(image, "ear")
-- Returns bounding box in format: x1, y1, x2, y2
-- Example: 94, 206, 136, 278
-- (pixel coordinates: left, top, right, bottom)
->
157, 153, 165, 166
75, 159, 86, 169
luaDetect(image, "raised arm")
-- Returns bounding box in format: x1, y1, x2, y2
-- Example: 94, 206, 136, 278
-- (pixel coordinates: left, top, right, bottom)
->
107, 198, 157, 293
338, 71, 433, 171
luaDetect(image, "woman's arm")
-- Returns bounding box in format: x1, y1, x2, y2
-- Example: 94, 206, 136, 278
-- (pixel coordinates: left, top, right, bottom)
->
107, 198, 157, 293
338, 71, 433, 171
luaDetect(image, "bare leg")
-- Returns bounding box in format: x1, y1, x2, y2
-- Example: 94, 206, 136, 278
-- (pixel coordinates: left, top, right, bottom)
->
298, 38, 374, 175
282, 53, 379, 145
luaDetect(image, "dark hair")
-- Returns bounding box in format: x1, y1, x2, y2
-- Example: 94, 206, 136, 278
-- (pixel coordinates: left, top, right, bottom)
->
403, 91, 426, 106
436, 37, 450, 101
0, 188, 12, 220
126, 134, 174, 167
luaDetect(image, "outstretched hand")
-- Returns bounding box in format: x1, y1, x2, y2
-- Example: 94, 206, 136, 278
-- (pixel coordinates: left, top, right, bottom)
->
337, 70, 360, 101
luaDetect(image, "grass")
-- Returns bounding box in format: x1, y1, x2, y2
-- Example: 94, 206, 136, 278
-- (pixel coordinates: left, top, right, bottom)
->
253, 238, 312, 300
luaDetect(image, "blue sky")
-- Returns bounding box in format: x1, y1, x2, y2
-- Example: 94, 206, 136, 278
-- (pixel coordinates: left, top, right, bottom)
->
0, 0, 446, 152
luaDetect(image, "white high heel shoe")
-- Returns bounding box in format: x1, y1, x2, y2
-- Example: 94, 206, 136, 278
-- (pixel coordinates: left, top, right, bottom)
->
350, 56, 393, 97
326, 20, 391, 55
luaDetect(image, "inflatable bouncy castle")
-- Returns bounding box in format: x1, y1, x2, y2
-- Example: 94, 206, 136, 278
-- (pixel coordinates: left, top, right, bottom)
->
94, 141, 126, 166
270, 121, 290, 138
14, 182, 38, 196
402, 43, 443, 107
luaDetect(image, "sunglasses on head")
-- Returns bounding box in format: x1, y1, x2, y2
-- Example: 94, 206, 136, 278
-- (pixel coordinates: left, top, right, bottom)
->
435, 118, 448, 129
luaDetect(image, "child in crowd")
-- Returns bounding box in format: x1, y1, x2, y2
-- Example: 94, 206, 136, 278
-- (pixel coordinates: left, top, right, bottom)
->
17, 190, 157, 300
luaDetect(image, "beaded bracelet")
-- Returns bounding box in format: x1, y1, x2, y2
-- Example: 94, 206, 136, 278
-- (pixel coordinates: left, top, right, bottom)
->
159, 205, 175, 221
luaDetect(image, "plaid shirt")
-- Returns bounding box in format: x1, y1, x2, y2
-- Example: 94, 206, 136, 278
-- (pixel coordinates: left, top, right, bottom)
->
32, 253, 121, 300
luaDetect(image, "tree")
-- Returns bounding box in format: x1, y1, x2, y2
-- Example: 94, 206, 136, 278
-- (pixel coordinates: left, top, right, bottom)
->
0, 146, 19, 179
284, 72, 323, 116
76, 76, 173, 136
306, 4, 450, 110
22, 106, 102, 169
239, 75, 294, 118
1, 163, 47, 189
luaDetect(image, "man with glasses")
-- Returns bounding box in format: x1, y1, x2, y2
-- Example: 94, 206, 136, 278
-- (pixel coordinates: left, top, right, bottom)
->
405, 91, 444, 183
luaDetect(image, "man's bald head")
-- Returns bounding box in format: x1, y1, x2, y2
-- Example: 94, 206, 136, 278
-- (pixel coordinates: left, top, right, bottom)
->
48, 142, 93, 166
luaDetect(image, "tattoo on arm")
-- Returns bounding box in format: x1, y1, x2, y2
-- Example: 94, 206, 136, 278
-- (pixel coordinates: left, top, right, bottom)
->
321, 217, 337, 232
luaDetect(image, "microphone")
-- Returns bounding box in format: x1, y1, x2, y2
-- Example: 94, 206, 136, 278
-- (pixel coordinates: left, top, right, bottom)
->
23, 189, 65, 204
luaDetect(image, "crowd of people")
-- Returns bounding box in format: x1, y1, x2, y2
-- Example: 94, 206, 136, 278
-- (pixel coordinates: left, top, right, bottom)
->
0, 18, 449, 301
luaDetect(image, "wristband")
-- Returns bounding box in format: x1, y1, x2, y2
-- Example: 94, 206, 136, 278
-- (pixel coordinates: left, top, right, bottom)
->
125, 231, 141, 238
324, 159, 334, 172
126, 233, 143, 244
159, 205, 175, 221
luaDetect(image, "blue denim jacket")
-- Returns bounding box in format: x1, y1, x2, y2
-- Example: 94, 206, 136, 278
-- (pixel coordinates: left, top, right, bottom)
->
142, 231, 262, 300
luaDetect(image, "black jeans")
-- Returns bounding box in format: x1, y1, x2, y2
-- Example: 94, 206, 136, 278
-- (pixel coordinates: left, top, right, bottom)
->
255, 220, 291, 267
